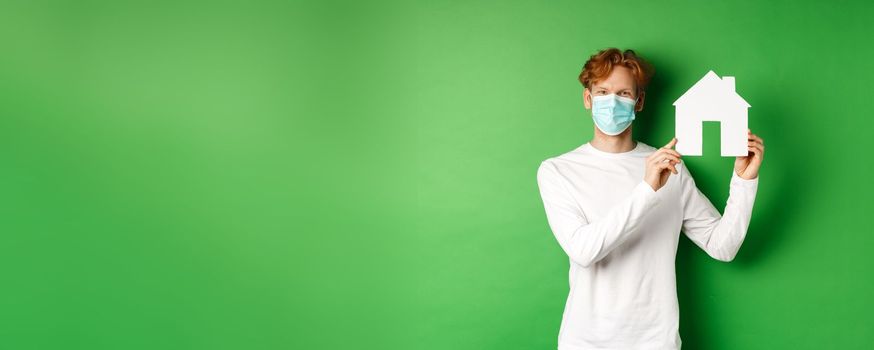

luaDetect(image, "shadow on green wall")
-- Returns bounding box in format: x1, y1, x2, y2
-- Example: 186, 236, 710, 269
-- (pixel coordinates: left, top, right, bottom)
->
631, 52, 807, 348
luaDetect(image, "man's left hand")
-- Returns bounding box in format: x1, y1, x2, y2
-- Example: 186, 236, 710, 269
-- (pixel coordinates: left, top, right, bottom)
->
734, 129, 764, 180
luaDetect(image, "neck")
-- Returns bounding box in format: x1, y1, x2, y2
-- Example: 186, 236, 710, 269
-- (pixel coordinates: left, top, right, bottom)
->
590, 128, 636, 153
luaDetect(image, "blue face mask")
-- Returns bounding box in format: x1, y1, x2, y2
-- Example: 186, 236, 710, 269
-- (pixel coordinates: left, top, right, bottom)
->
591, 93, 638, 135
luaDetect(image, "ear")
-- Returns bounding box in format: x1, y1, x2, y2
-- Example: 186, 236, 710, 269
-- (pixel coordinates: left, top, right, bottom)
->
635, 91, 645, 112
583, 88, 592, 110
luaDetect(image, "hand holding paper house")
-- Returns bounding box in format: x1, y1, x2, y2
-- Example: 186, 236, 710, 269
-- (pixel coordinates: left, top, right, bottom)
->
673, 70, 750, 157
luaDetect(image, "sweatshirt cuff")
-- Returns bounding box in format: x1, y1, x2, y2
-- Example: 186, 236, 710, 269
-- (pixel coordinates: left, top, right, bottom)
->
731, 170, 759, 188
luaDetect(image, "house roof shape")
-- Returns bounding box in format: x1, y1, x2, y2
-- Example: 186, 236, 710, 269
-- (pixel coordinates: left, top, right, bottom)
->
673, 70, 750, 108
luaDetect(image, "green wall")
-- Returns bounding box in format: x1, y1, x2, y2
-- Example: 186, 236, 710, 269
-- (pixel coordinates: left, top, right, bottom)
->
1, 0, 872, 349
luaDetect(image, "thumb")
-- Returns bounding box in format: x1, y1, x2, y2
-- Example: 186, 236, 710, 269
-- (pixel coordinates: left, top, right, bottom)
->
663, 137, 677, 149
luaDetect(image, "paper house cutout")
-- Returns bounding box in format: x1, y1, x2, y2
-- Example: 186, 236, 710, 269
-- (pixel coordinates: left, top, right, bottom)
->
673, 70, 750, 156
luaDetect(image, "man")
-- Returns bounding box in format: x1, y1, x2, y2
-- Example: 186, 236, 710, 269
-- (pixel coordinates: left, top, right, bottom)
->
536, 48, 764, 349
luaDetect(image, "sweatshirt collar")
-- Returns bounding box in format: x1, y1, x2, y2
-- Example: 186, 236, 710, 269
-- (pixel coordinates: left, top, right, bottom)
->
580, 140, 644, 158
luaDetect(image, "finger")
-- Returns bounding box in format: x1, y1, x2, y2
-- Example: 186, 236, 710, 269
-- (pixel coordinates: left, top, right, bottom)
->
748, 140, 763, 149
751, 142, 765, 154
747, 148, 759, 159
656, 158, 680, 169
652, 147, 682, 159
749, 134, 763, 144
649, 151, 682, 168
754, 145, 765, 156
658, 161, 679, 174
748, 145, 764, 157
662, 148, 682, 159
648, 151, 673, 164
657, 154, 680, 164
663, 137, 678, 149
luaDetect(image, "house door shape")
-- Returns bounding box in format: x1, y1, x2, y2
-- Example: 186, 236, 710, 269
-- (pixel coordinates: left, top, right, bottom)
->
673, 70, 750, 157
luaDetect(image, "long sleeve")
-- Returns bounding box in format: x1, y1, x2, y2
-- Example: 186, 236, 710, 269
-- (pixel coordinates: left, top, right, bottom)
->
680, 164, 759, 262
536, 160, 662, 268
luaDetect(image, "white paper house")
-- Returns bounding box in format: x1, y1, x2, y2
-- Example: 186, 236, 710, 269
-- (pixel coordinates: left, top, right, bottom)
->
673, 70, 750, 156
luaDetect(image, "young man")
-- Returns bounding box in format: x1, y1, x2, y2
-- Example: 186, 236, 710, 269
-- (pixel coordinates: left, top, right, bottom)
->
536, 48, 764, 349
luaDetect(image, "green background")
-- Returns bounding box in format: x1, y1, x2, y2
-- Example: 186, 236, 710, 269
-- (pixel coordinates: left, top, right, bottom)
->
1, 0, 872, 349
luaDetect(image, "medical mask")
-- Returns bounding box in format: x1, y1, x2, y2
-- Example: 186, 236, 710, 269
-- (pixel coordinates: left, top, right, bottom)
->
591, 93, 638, 135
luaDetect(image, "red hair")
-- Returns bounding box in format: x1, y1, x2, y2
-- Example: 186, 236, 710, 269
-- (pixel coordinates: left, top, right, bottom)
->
578, 48, 654, 94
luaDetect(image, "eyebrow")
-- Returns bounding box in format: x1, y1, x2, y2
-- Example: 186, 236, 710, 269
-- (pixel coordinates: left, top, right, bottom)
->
593, 86, 632, 92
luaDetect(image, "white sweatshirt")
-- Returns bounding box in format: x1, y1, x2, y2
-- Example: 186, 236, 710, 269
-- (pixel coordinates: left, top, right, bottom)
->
536, 141, 758, 350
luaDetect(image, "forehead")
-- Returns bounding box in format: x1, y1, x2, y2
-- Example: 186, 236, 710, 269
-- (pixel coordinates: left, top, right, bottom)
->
592, 66, 636, 90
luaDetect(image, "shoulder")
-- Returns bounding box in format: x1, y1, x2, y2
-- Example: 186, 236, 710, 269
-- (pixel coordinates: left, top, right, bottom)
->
537, 158, 558, 179
635, 141, 658, 155
536, 156, 572, 188
537, 144, 584, 173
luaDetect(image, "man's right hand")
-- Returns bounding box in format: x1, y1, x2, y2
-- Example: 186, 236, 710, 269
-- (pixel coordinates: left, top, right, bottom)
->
644, 137, 682, 192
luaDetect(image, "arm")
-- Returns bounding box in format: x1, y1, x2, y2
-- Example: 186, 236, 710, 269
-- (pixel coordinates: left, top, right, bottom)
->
536, 160, 662, 268
679, 165, 759, 262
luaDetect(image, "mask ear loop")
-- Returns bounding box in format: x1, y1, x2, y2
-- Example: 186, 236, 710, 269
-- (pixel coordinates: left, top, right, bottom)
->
632, 89, 643, 111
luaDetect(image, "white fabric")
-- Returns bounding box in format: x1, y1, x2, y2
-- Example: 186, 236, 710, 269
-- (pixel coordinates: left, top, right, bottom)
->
536, 141, 758, 350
